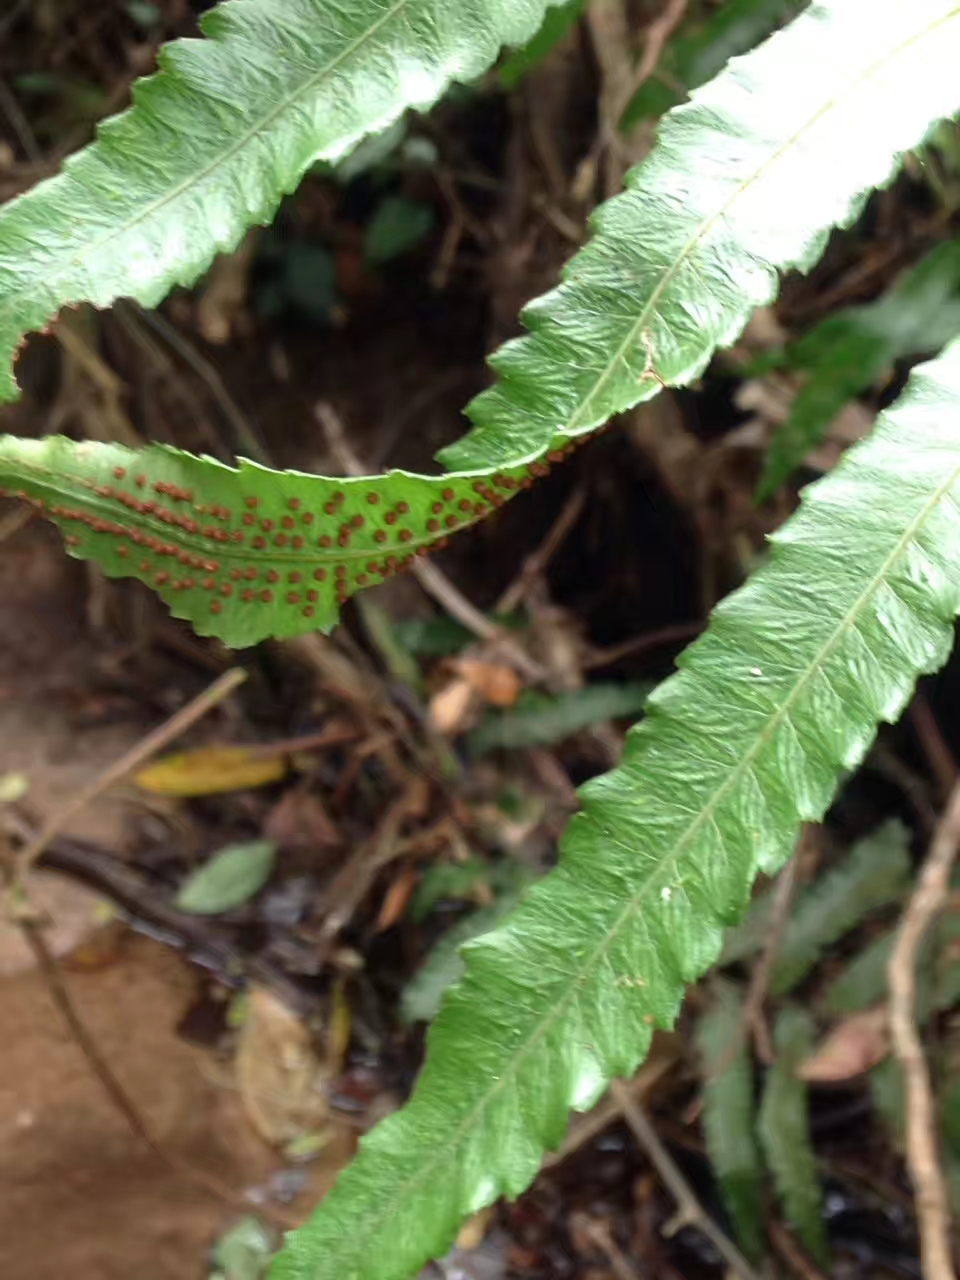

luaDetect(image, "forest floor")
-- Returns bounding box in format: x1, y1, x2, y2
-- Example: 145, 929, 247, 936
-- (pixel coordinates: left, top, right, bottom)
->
0, 3, 958, 1278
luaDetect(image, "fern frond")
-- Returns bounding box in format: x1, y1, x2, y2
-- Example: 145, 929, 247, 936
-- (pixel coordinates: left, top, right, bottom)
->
269, 334, 960, 1278
757, 240, 960, 497
759, 1007, 826, 1260
822, 913, 960, 1016
0, 0, 554, 401
723, 821, 910, 989
445, 0, 960, 471
697, 982, 764, 1258
769, 822, 910, 993
7, 0, 960, 648
0, 435, 533, 646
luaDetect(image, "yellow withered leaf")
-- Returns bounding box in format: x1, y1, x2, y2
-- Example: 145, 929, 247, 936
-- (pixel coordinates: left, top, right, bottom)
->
134, 745, 287, 796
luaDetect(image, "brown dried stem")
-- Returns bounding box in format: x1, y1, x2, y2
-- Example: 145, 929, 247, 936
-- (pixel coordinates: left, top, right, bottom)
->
743, 842, 802, 1064
887, 781, 960, 1280
610, 1080, 761, 1280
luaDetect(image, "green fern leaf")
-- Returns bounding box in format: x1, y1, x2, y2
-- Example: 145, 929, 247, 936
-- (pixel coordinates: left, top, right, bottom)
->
445, 0, 960, 472
7, 0, 960, 652
822, 912, 960, 1016
722, 821, 910, 989
0, 0, 554, 402
769, 821, 910, 992
757, 240, 960, 497
269, 329, 960, 1278
697, 982, 764, 1258
0, 435, 533, 647
759, 1007, 826, 1261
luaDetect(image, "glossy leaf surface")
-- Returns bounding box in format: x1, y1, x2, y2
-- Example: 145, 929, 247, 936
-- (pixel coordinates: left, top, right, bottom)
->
271, 333, 960, 1277
446, 0, 960, 471
0, 0, 554, 400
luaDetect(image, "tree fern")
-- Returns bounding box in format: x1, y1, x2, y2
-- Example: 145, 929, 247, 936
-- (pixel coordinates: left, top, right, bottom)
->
0, 0, 555, 402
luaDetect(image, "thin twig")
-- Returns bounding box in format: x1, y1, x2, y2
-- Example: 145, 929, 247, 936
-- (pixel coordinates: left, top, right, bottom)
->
316, 781, 426, 945
610, 1080, 762, 1280
496, 487, 586, 614
574, 1214, 641, 1279
626, 0, 690, 120
887, 782, 960, 1280
910, 695, 959, 799
130, 302, 268, 464
581, 0, 689, 196
768, 1216, 832, 1280
542, 1052, 675, 1170
412, 557, 544, 681
743, 847, 801, 1064
869, 743, 938, 836
14, 667, 247, 881
314, 400, 547, 682
582, 621, 703, 670
0, 74, 42, 161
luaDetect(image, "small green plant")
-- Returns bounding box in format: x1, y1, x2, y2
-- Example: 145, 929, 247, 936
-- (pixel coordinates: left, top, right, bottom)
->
4, 2, 960, 1278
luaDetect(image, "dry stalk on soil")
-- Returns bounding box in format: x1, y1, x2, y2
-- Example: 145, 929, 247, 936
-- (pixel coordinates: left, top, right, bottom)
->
888, 782, 960, 1280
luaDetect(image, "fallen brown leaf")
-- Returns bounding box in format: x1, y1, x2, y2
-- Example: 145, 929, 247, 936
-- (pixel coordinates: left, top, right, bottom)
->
375, 862, 417, 932
235, 985, 328, 1145
428, 678, 478, 735
264, 787, 340, 853
798, 1007, 889, 1082
453, 658, 522, 708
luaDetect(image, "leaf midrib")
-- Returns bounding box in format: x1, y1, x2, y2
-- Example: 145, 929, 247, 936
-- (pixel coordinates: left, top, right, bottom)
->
332, 435, 960, 1274
0, 450, 502, 565
561, 3, 960, 436
312, 14, 960, 1268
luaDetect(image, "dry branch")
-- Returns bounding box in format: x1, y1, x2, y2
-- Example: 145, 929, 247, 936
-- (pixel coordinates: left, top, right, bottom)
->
888, 782, 960, 1280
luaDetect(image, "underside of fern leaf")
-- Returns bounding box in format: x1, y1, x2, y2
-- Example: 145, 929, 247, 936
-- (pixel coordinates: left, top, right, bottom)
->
0, 0, 554, 402
6, 0, 960, 652
269, 332, 960, 1278
0, 436, 537, 647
